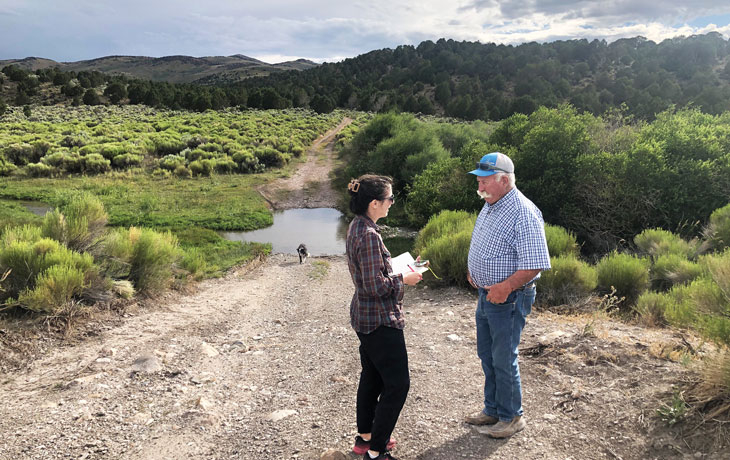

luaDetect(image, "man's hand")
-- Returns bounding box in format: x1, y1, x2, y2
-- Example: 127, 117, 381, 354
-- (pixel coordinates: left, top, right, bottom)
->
484, 280, 512, 304
467, 272, 478, 289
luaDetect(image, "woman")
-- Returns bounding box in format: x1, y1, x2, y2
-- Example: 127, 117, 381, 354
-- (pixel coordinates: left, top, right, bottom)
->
345, 175, 422, 460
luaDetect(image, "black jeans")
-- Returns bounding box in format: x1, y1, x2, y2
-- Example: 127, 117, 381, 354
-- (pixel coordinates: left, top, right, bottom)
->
356, 326, 410, 453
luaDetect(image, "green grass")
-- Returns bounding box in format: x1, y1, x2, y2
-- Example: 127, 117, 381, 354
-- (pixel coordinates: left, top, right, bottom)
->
0, 199, 42, 231
174, 227, 270, 277
0, 172, 274, 231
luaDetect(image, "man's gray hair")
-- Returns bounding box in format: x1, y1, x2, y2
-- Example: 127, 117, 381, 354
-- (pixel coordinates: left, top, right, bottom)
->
496, 172, 516, 189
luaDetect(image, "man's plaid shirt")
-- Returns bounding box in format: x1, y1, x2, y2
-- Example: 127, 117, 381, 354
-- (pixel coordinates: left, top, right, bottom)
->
346, 214, 405, 333
468, 188, 551, 288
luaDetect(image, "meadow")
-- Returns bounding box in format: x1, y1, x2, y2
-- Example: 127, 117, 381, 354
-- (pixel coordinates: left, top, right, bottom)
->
0, 106, 345, 314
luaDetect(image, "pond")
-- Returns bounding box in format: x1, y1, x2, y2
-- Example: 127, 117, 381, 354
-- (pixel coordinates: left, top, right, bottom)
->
221, 208, 349, 256
20, 201, 53, 216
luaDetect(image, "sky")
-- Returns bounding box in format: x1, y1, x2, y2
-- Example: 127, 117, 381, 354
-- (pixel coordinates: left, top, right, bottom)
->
1, 1, 730, 64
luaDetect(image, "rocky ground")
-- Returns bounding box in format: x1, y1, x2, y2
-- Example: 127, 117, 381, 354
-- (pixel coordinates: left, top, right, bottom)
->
0, 254, 727, 460
1, 117, 727, 460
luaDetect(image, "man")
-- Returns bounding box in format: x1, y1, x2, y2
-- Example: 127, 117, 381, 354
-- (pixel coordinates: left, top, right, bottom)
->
464, 152, 551, 438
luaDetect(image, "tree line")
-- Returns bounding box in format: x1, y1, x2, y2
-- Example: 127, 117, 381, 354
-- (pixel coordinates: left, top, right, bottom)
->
2, 33, 730, 120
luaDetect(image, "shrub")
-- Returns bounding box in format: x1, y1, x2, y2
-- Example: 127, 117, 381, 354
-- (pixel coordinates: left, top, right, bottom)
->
635, 291, 673, 327
186, 147, 216, 162
83, 153, 112, 173
99, 143, 128, 160
128, 227, 180, 294
46, 193, 108, 252
419, 231, 472, 287
415, 210, 476, 287
17, 264, 85, 313
153, 136, 186, 156
1, 224, 42, 247
0, 237, 94, 301
651, 254, 703, 290
159, 154, 186, 171
40, 151, 67, 167
231, 150, 261, 173
25, 162, 56, 177
634, 228, 695, 258
595, 251, 650, 307
214, 156, 237, 173
61, 152, 84, 173
0, 155, 17, 176
112, 153, 143, 168
544, 224, 579, 257
536, 255, 597, 306
255, 146, 289, 168
705, 204, 730, 252
189, 160, 212, 176
414, 210, 476, 253
173, 165, 192, 178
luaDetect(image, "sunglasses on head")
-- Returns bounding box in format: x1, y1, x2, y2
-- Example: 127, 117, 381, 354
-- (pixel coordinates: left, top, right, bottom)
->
475, 162, 509, 173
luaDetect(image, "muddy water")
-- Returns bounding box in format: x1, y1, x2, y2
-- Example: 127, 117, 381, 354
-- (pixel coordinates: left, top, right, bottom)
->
221, 208, 349, 256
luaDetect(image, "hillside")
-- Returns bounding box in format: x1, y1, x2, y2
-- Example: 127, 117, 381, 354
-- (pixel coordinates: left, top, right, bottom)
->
0, 54, 319, 84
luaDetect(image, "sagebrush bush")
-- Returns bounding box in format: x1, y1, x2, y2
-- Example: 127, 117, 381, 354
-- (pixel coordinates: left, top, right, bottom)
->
420, 231, 472, 287
25, 162, 55, 177
635, 291, 674, 327
46, 192, 108, 252
0, 237, 94, 301
701, 248, 730, 296
414, 210, 476, 254
596, 251, 650, 307
634, 228, 695, 258
17, 264, 85, 313
544, 224, 579, 257
1, 224, 42, 247
536, 255, 597, 306
128, 227, 180, 294
651, 254, 704, 290
705, 204, 730, 252
83, 153, 111, 173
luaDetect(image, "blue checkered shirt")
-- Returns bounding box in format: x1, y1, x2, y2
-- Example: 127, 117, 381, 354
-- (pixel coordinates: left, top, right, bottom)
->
468, 188, 551, 288
346, 215, 405, 333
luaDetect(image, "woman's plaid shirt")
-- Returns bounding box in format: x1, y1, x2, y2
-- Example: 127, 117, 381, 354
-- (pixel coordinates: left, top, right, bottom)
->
346, 214, 405, 333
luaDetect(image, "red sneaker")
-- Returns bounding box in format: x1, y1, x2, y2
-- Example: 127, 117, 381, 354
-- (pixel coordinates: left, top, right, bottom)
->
352, 435, 397, 455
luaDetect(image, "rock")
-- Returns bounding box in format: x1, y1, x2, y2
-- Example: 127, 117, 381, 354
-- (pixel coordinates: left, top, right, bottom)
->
320, 449, 347, 460
538, 330, 570, 345
267, 409, 297, 422
329, 375, 347, 383
130, 354, 161, 374
100, 347, 117, 357
127, 412, 153, 425
196, 396, 215, 411
200, 342, 219, 357
446, 334, 462, 342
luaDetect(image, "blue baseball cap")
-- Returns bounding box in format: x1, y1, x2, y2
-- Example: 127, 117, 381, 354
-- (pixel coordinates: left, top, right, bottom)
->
468, 152, 514, 177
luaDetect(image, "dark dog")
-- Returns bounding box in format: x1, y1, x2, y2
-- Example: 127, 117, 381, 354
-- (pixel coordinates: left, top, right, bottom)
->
297, 243, 310, 264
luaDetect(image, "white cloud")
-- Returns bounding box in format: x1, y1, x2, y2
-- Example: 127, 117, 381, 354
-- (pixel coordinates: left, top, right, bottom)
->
0, 0, 729, 62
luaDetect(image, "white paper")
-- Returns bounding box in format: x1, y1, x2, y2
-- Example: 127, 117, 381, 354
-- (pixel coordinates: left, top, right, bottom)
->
390, 252, 429, 276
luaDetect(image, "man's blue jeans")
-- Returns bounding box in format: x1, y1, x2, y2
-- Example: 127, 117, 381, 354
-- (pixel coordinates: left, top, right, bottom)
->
476, 285, 536, 421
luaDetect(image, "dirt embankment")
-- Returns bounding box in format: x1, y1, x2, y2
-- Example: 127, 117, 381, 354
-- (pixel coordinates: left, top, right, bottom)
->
0, 117, 727, 459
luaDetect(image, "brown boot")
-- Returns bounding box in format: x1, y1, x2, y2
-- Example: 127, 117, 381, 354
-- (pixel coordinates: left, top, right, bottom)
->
464, 411, 499, 425
478, 416, 526, 438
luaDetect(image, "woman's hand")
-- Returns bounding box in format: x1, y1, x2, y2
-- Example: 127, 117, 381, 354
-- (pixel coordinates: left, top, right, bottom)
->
402, 271, 423, 286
